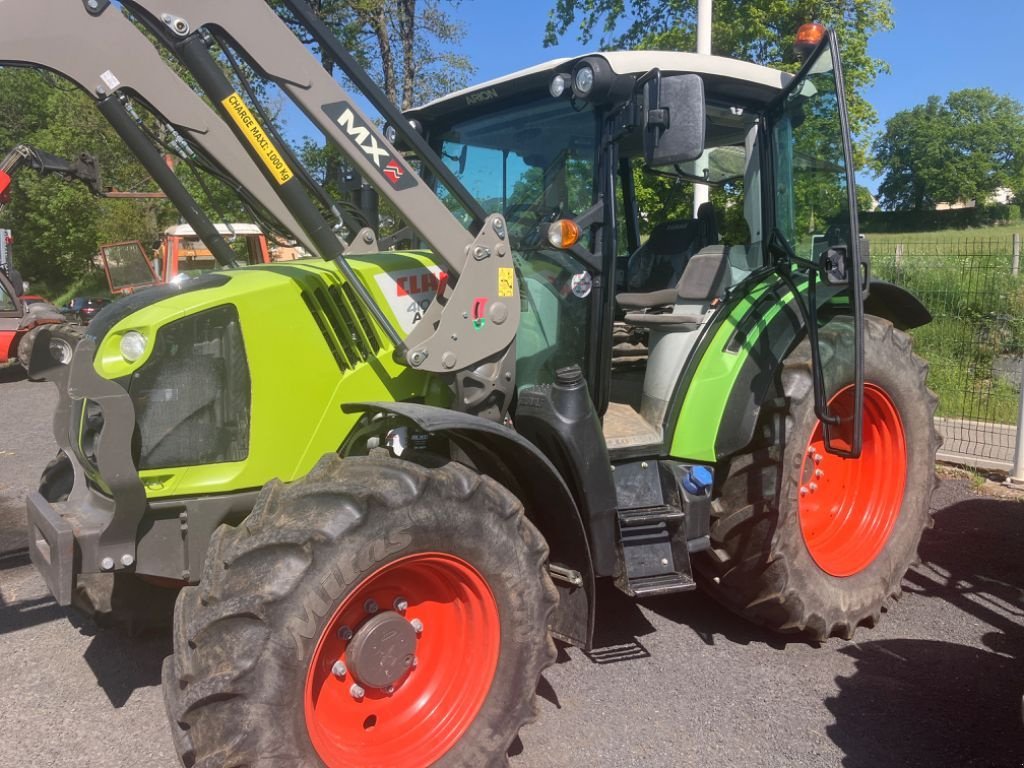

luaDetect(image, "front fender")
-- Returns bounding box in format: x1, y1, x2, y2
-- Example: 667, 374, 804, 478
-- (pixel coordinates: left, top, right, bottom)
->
346, 401, 595, 650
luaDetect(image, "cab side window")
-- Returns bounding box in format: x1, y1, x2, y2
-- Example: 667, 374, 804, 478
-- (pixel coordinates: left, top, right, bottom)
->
0, 279, 15, 312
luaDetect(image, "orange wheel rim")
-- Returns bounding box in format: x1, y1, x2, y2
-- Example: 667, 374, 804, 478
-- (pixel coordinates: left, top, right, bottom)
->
798, 383, 907, 577
304, 552, 500, 768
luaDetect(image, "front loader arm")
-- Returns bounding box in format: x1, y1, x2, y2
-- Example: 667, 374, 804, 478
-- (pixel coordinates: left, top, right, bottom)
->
0, 0, 520, 410
0, 0, 312, 254
120, 0, 520, 383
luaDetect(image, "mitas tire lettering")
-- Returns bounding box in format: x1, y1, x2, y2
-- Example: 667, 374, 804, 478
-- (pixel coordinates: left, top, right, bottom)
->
288, 525, 414, 659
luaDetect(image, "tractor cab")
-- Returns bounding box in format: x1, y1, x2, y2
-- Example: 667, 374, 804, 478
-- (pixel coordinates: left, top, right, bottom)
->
408, 33, 864, 460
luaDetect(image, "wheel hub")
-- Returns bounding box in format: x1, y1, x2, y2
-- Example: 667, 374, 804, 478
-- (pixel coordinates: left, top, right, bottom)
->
346, 610, 418, 689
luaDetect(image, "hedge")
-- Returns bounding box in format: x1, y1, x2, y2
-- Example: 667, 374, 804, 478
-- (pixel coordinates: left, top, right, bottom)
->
858, 204, 1021, 233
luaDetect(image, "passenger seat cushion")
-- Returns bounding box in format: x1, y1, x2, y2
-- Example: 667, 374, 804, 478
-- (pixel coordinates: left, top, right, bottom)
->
616, 287, 678, 309
676, 246, 729, 301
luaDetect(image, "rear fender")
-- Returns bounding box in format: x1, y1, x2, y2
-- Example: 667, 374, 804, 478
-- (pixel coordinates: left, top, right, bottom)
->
346, 401, 595, 650
862, 280, 931, 330
670, 277, 930, 462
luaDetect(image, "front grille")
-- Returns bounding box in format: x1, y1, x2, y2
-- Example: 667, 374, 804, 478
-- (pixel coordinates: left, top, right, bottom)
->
301, 279, 381, 372
127, 304, 251, 470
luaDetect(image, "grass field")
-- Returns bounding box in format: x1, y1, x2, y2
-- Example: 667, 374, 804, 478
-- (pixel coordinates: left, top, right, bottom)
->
870, 229, 1024, 427
864, 224, 1024, 244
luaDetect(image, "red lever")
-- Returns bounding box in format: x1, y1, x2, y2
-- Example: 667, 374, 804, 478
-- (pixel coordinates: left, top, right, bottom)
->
471, 296, 488, 320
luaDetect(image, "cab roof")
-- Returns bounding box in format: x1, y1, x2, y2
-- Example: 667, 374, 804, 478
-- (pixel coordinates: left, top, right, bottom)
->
164, 223, 264, 238
411, 51, 792, 119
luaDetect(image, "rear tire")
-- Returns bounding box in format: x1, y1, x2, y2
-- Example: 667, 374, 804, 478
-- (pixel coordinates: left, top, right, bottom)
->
17, 324, 80, 381
163, 453, 557, 768
698, 315, 939, 640
16, 326, 44, 380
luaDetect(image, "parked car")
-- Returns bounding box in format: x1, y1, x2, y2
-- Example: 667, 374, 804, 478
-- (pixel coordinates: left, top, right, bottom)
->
63, 296, 110, 325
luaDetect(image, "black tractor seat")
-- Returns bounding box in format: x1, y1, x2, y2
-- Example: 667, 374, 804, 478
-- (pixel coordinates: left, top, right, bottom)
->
617, 245, 731, 331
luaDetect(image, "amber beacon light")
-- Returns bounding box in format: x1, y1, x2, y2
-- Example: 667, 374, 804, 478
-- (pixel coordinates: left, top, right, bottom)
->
794, 22, 827, 59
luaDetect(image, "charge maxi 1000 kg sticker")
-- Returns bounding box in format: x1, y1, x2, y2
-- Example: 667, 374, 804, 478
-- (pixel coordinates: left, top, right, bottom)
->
221, 92, 294, 185
375, 266, 445, 333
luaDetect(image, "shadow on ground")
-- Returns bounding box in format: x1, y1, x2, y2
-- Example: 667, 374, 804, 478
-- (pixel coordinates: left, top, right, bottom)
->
0, 363, 26, 384
826, 491, 1024, 768
80, 622, 172, 708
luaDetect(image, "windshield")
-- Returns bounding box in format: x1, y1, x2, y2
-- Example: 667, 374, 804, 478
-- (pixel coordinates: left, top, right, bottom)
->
431, 97, 600, 388
434, 97, 599, 243
771, 44, 851, 261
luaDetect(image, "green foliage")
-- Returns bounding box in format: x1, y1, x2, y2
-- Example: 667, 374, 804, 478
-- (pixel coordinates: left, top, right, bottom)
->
872, 241, 1024, 424
544, 0, 893, 152
860, 204, 1021, 233
274, 0, 474, 110
873, 88, 1024, 211
0, 68, 181, 290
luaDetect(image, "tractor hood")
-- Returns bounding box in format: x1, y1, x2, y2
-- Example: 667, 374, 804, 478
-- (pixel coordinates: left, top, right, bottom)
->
64, 253, 445, 501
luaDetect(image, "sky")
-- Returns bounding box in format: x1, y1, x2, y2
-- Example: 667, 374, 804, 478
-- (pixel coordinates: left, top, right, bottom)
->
444, 0, 1024, 193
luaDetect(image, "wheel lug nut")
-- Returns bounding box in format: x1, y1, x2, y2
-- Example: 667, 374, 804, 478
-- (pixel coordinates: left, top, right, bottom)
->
808, 446, 816, 456
350, 683, 365, 700
815, 469, 824, 479
364, 598, 379, 614
808, 482, 818, 492
410, 655, 418, 669
386, 685, 395, 696
337, 625, 353, 641
331, 661, 347, 678
813, 453, 823, 465
393, 596, 408, 613
800, 486, 809, 497
410, 618, 424, 634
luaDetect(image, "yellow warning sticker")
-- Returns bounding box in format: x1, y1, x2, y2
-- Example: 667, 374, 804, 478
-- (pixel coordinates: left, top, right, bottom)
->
221, 92, 294, 185
498, 267, 515, 298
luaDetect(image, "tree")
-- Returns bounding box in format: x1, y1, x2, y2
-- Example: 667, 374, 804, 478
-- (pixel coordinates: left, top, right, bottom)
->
873, 88, 1024, 211
275, 0, 474, 110
0, 69, 176, 289
544, 0, 893, 148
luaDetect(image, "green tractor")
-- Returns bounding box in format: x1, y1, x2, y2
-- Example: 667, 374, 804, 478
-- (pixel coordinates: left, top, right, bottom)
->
8, 1, 937, 766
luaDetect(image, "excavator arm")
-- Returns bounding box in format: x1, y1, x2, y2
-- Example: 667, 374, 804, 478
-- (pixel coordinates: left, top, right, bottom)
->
0, 0, 519, 395
0, 145, 101, 210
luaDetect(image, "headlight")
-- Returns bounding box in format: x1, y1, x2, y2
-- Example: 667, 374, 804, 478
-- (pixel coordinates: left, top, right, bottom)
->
120, 330, 147, 362
573, 65, 595, 97
549, 73, 570, 98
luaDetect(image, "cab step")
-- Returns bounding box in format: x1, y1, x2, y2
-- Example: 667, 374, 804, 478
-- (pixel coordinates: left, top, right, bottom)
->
616, 505, 695, 598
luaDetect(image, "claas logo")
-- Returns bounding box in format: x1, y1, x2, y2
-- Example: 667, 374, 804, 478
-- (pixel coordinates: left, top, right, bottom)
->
395, 271, 442, 297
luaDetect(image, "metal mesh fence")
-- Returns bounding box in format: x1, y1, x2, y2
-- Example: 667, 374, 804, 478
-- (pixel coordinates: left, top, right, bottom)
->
870, 235, 1024, 469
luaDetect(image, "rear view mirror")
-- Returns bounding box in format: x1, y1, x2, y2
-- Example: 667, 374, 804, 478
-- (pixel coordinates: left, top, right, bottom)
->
643, 73, 706, 167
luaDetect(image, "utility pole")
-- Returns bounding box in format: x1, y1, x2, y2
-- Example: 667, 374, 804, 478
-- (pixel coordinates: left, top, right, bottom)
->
693, 0, 712, 216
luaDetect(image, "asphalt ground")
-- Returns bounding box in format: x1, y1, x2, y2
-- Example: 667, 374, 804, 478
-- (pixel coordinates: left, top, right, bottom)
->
1, 363, 1022, 768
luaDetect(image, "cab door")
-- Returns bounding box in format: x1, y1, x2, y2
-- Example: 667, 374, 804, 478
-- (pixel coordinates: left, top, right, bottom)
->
766, 29, 865, 456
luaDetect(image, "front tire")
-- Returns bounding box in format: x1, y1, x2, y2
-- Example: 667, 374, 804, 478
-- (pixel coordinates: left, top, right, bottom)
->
698, 315, 939, 640
163, 454, 557, 768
